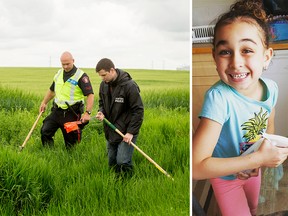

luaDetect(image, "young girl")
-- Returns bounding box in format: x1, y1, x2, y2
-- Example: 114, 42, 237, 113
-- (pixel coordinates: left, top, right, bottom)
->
192, 1, 288, 215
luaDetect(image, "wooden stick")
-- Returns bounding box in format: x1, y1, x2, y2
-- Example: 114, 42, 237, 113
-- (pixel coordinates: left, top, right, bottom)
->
19, 112, 43, 151
103, 118, 174, 180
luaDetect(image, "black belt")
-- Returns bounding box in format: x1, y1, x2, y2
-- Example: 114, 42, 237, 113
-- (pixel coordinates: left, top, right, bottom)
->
54, 106, 68, 111
53, 102, 82, 112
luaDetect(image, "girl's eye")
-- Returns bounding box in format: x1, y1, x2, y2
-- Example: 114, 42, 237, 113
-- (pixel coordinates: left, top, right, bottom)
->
242, 49, 253, 54
218, 50, 231, 55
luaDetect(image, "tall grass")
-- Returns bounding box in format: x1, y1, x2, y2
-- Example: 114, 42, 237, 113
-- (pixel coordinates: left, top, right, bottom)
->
0, 87, 38, 112
0, 68, 190, 215
142, 90, 189, 111
0, 147, 55, 215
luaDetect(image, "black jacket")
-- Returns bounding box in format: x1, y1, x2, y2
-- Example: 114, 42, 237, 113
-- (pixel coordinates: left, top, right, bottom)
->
98, 69, 144, 144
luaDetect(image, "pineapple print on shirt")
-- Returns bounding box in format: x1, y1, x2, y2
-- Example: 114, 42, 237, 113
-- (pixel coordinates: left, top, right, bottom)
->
240, 107, 269, 154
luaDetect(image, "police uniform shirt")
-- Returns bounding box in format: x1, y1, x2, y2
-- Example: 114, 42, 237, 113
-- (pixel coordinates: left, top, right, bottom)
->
49, 65, 94, 96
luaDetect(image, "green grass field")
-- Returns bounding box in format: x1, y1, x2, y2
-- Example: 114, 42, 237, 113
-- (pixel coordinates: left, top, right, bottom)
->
0, 67, 189, 96
0, 67, 190, 215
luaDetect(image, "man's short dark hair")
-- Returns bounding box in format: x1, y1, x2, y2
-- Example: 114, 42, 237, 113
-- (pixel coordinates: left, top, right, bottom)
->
96, 58, 115, 72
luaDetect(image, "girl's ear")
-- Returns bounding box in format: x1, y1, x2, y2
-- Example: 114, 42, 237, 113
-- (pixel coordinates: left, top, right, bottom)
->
264, 48, 273, 69
212, 49, 219, 72
212, 48, 216, 61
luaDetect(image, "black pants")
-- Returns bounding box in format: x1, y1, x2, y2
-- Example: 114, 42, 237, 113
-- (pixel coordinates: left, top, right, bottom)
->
40, 107, 82, 149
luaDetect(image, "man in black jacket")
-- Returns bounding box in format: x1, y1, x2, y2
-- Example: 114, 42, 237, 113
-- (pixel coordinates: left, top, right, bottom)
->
95, 58, 144, 176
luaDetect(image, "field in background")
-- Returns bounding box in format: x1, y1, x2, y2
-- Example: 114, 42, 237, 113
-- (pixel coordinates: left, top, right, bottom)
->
0, 67, 189, 96
0, 67, 190, 215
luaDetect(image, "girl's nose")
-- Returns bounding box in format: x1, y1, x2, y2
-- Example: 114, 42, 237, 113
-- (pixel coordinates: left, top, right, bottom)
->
229, 53, 244, 69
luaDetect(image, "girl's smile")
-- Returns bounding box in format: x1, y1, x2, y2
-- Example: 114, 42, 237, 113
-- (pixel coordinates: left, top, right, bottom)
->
230, 72, 249, 81
212, 21, 273, 97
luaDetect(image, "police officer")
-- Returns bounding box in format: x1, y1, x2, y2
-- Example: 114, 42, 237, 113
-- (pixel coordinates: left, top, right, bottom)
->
39, 51, 94, 149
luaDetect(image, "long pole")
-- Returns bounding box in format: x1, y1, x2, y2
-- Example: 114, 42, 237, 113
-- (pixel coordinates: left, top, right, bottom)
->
103, 118, 174, 181
19, 111, 43, 151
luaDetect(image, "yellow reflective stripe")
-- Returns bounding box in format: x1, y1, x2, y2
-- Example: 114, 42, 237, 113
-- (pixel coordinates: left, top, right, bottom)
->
54, 69, 62, 82
69, 69, 82, 104
54, 69, 84, 108
54, 70, 64, 106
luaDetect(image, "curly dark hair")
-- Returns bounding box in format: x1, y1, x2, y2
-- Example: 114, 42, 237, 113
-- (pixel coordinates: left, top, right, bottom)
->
213, 0, 270, 49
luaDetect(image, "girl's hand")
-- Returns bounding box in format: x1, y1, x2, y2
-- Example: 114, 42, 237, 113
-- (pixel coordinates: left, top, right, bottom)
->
257, 138, 288, 168
236, 168, 259, 180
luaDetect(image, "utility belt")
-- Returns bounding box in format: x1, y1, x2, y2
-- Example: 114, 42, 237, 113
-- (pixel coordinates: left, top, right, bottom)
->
52, 101, 84, 114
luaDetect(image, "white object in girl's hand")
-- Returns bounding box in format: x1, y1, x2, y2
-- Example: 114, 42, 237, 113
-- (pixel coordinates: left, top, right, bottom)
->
239, 134, 288, 174
241, 133, 288, 157
240, 138, 264, 156
263, 133, 288, 148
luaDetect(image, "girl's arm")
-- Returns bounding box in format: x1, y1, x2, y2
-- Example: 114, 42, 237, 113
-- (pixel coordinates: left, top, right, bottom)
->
256, 107, 288, 167
193, 118, 261, 180
266, 108, 275, 134
192, 116, 288, 180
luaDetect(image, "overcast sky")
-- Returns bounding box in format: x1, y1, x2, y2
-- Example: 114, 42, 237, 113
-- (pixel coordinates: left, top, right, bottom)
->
0, 0, 190, 70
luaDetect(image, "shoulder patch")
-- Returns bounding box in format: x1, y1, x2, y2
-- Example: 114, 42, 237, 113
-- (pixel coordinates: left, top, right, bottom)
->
82, 76, 90, 83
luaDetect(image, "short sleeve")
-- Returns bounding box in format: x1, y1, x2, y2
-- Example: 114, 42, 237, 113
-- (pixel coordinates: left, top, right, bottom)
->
200, 88, 229, 125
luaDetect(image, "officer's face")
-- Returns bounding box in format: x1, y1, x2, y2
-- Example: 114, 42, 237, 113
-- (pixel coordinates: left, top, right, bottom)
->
61, 58, 74, 72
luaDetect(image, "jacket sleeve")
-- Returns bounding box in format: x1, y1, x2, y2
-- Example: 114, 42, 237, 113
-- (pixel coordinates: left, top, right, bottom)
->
126, 82, 144, 134
98, 83, 106, 115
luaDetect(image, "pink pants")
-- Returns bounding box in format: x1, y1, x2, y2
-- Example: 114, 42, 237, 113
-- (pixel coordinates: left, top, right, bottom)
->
210, 171, 261, 216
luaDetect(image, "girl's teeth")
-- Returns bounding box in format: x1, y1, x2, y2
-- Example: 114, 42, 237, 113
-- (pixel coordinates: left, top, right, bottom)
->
231, 73, 247, 79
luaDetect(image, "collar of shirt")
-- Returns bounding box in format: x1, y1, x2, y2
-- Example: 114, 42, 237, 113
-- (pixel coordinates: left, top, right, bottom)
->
63, 65, 77, 82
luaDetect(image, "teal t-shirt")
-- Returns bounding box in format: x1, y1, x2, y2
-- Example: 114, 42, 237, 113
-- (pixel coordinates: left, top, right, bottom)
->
199, 78, 278, 180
